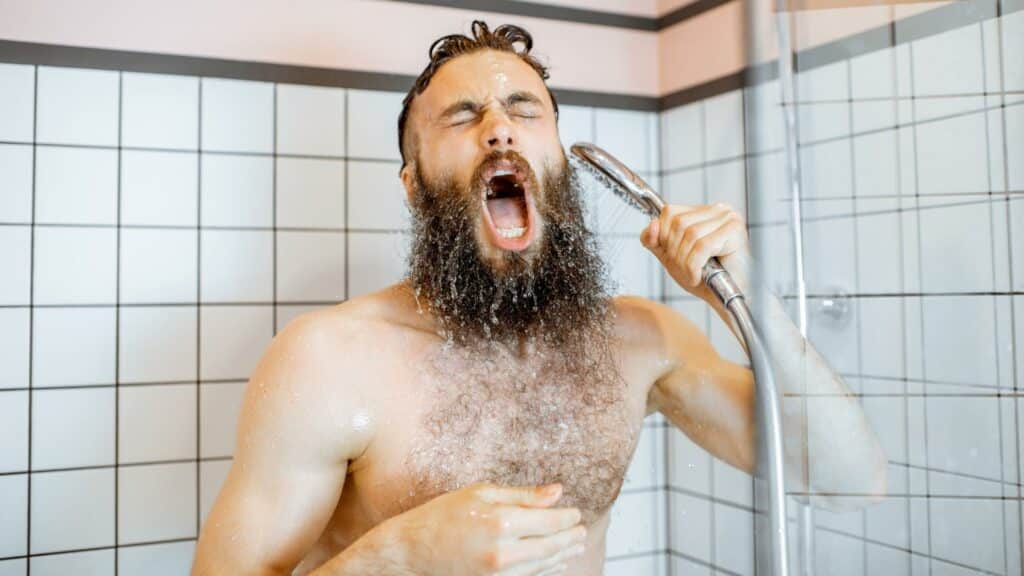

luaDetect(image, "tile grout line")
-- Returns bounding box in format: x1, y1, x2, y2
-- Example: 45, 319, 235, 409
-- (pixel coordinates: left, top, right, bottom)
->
114, 69, 123, 575
195, 76, 203, 541
25, 62, 37, 576
272, 84, 278, 336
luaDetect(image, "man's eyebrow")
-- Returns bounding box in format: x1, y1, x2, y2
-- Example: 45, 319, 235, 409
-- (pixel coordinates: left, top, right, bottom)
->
438, 99, 480, 120
438, 91, 545, 121
503, 91, 543, 107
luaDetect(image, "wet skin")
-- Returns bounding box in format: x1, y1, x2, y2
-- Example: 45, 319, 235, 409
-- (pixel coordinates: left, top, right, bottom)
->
191, 49, 888, 576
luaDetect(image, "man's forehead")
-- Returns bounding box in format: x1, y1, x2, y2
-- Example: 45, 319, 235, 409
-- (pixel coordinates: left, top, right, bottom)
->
414, 50, 552, 119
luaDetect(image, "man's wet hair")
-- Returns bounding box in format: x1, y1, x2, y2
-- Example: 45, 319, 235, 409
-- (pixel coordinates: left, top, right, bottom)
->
397, 20, 560, 171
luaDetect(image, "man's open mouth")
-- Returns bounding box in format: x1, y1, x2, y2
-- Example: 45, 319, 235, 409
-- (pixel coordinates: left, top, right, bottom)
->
481, 162, 535, 251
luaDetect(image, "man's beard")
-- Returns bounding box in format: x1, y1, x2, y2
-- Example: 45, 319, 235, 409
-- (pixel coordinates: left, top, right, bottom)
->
406, 151, 611, 348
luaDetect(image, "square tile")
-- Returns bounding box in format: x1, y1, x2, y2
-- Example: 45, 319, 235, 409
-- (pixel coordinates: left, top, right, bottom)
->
347, 231, 410, 298
669, 492, 711, 561
714, 505, 754, 575
118, 462, 197, 544
33, 226, 117, 305
1006, 102, 1024, 191
121, 228, 198, 303
930, 496, 1004, 574
200, 229, 273, 302
851, 46, 896, 100
348, 160, 409, 230
670, 557, 710, 575
31, 468, 115, 553
814, 529, 864, 576
200, 459, 232, 526
119, 540, 196, 576
918, 196, 994, 293
660, 101, 702, 170
927, 396, 1001, 481
795, 60, 849, 102
704, 89, 745, 162
200, 78, 273, 153
348, 89, 403, 161
922, 296, 999, 387
705, 159, 746, 216
34, 145, 118, 225
668, 427, 710, 494
32, 387, 115, 470
200, 153, 273, 227
605, 554, 665, 576
858, 298, 904, 378
0, 63, 34, 142
33, 306, 116, 388
276, 231, 345, 302
911, 23, 984, 97
0, 224, 31, 305
0, 391, 27, 473
200, 305, 272, 381
596, 108, 654, 173
0, 308, 29, 389
31, 549, 113, 576
800, 139, 853, 198
200, 381, 246, 457
120, 383, 197, 463
855, 197, 902, 293
557, 104, 593, 151
915, 111, 990, 195
852, 100, 897, 133
122, 72, 199, 150
798, 102, 850, 144
663, 166, 703, 207
275, 157, 345, 229
0, 474, 27, 557
802, 199, 856, 294
606, 490, 660, 556
200, 382, 246, 458
121, 150, 198, 226
119, 306, 197, 384
276, 83, 345, 156
853, 131, 898, 197
0, 144, 33, 222
36, 66, 119, 146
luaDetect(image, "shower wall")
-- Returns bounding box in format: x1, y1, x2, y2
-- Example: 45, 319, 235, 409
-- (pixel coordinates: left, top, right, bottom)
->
660, 0, 1024, 574
0, 63, 668, 574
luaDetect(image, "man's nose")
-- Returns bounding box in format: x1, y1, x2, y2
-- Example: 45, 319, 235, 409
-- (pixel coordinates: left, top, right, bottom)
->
480, 113, 515, 151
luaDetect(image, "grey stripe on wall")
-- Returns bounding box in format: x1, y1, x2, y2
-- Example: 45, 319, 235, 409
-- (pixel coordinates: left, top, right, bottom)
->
1, 0, 1017, 115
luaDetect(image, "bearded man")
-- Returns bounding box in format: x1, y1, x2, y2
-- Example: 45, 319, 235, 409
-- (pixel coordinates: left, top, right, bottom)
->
192, 20, 886, 576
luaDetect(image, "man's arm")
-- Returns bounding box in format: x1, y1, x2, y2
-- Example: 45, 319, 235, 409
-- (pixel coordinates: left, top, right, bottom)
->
638, 203, 888, 512
191, 311, 383, 575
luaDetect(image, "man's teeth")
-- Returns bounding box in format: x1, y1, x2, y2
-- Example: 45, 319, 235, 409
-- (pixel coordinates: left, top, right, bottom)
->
497, 226, 527, 239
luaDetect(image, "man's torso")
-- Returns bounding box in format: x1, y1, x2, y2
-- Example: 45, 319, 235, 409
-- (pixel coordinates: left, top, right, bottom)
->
290, 285, 665, 575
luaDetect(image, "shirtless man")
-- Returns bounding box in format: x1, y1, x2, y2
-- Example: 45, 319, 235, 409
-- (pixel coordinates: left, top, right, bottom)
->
191, 21, 887, 576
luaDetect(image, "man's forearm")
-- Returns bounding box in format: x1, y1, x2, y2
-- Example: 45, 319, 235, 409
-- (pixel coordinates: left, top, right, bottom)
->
309, 520, 410, 576
713, 277, 888, 510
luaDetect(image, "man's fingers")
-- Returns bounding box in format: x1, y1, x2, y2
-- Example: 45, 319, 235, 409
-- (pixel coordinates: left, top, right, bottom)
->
496, 524, 587, 572
495, 505, 583, 538
477, 483, 563, 507
656, 205, 699, 248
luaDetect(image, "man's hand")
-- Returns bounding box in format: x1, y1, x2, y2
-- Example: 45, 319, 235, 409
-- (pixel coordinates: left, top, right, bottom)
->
380, 482, 586, 576
640, 203, 752, 303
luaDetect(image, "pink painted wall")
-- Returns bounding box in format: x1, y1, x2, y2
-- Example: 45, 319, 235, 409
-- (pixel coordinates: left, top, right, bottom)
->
0, 0, 954, 98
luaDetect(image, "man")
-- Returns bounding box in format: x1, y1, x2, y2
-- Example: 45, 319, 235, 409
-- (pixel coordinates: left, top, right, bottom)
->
192, 21, 886, 576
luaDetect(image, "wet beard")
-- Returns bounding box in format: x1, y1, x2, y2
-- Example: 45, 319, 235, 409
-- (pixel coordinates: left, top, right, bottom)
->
406, 157, 611, 349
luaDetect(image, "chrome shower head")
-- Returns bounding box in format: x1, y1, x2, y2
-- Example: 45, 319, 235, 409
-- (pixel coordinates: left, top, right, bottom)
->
569, 141, 742, 306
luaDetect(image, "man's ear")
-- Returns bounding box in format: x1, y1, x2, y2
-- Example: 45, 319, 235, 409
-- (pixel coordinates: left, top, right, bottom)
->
400, 163, 415, 205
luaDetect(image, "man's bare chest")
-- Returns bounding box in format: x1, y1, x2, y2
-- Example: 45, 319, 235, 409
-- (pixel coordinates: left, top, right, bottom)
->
389, 343, 645, 525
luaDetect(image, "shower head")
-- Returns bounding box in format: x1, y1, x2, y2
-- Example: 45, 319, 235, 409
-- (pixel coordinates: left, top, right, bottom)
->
568, 142, 664, 219
568, 141, 741, 306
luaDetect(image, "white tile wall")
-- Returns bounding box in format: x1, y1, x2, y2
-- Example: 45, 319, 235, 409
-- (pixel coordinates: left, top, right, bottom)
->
36, 67, 118, 146
276, 157, 346, 229
121, 73, 199, 150
200, 154, 273, 227
121, 150, 198, 226
0, 63, 35, 142
200, 78, 273, 153
0, 143, 33, 222
276, 84, 346, 156
35, 146, 118, 225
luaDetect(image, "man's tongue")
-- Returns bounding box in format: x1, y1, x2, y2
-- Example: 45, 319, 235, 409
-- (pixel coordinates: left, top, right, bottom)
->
487, 197, 527, 228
